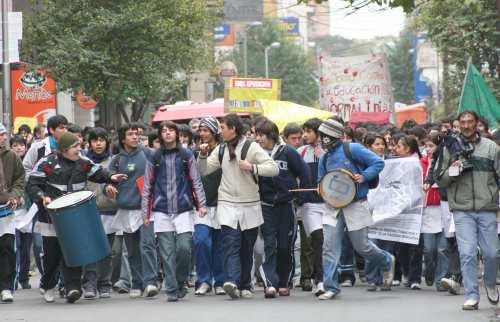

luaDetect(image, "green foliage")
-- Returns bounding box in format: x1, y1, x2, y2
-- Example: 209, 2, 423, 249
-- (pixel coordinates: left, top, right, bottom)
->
385, 31, 414, 104
219, 20, 318, 106
297, 0, 415, 13
413, 0, 499, 114
22, 0, 221, 118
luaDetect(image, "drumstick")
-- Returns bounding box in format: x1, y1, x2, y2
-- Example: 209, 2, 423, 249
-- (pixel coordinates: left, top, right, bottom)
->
288, 188, 319, 192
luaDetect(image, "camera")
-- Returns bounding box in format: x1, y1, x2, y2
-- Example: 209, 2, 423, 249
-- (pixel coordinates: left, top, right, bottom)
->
444, 131, 474, 172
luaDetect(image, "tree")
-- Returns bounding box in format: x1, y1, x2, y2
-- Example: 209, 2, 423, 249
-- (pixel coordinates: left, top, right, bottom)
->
385, 31, 414, 104
413, 0, 499, 116
297, 0, 415, 13
217, 20, 318, 106
22, 0, 221, 126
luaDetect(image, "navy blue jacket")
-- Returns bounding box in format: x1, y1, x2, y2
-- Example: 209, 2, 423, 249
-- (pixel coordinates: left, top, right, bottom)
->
259, 144, 311, 206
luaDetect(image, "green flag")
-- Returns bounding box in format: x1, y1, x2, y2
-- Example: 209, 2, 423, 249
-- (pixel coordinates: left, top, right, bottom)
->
459, 61, 500, 129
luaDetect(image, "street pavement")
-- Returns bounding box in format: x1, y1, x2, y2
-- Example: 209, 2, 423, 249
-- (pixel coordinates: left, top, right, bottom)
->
2, 282, 499, 322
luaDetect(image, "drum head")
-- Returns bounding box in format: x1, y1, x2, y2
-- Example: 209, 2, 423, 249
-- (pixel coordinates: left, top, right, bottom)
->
47, 191, 94, 211
319, 169, 356, 208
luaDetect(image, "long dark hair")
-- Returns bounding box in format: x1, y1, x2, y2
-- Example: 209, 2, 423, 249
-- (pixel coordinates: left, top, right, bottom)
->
221, 114, 245, 139
157, 121, 179, 145
397, 135, 421, 159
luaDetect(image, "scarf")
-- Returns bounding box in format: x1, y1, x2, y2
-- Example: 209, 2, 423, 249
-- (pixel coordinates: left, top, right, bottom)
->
226, 136, 241, 161
86, 149, 110, 164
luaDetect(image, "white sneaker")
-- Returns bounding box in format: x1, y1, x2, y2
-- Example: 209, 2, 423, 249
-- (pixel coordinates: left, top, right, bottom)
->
392, 280, 401, 287
382, 255, 395, 290
410, 283, 421, 290
318, 290, 337, 300
485, 285, 499, 305
215, 286, 226, 295
129, 289, 142, 299
223, 282, 239, 299
462, 298, 479, 310
314, 282, 325, 296
195, 283, 211, 296
144, 285, 159, 298
43, 288, 55, 303
1, 290, 13, 303
340, 280, 353, 287
240, 289, 253, 299
440, 277, 460, 295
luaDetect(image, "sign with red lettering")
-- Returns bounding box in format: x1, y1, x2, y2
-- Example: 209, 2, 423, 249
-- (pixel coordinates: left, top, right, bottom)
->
319, 54, 394, 122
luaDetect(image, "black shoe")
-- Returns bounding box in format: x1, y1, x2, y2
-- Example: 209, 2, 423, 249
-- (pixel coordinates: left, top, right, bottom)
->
301, 279, 313, 292
20, 281, 32, 290
177, 287, 188, 299
66, 290, 81, 303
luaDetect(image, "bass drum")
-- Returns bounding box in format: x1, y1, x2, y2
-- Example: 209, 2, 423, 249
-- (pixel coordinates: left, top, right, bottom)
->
319, 169, 357, 208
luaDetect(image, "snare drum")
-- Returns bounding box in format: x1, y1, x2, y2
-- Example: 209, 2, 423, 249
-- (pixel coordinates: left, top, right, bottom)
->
47, 191, 111, 267
319, 169, 357, 208
0, 204, 13, 218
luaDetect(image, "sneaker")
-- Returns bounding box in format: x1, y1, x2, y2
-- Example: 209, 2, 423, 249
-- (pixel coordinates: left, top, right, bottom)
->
278, 288, 290, 296
177, 287, 188, 299
485, 286, 499, 305
223, 282, 239, 299
392, 280, 401, 287
358, 271, 367, 283
0, 290, 13, 303
301, 279, 313, 292
113, 281, 129, 294
410, 283, 421, 290
144, 284, 159, 298
129, 289, 142, 299
195, 283, 211, 296
66, 289, 81, 303
264, 287, 277, 299
318, 290, 337, 300
382, 255, 395, 290
313, 282, 325, 296
99, 289, 111, 299
83, 290, 96, 299
340, 280, 353, 287
496, 276, 500, 285
43, 288, 55, 303
367, 283, 378, 292
167, 294, 178, 302
214, 286, 226, 295
240, 289, 253, 299
462, 299, 479, 310
440, 277, 460, 295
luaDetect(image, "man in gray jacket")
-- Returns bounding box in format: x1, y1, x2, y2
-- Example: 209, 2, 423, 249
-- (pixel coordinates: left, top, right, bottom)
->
437, 110, 500, 311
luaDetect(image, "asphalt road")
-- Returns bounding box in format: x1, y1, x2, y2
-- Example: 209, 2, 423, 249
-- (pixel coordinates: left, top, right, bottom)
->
2, 282, 498, 322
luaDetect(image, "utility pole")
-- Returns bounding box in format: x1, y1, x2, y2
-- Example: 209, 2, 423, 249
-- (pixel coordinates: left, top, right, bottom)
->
1, 0, 10, 133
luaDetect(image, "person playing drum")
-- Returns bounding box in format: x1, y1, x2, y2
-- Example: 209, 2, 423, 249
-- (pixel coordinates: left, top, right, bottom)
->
26, 132, 127, 304
315, 119, 395, 300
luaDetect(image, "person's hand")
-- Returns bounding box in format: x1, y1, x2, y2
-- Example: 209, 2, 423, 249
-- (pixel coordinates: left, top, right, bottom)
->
42, 196, 52, 208
239, 160, 253, 172
111, 174, 128, 183
423, 183, 430, 192
199, 143, 210, 157
198, 207, 207, 218
353, 174, 365, 184
105, 185, 118, 199
6, 198, 18, 210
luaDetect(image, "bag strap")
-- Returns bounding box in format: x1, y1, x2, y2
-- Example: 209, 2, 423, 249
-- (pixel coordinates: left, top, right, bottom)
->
218, 143, 226, 165
241, 139, 252, 160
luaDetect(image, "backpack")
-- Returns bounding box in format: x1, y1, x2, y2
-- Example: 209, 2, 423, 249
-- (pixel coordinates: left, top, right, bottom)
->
218, 139, 258, 184
322, 142, 379, 189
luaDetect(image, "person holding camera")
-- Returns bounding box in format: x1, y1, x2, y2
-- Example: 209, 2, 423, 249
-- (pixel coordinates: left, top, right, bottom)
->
436, 110, 500, 311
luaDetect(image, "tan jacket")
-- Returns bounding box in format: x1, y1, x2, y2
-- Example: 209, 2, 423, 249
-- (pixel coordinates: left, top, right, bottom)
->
198, 138, 279, 204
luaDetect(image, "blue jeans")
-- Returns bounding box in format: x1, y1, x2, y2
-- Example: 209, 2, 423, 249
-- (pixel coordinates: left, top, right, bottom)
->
323, 213, 392, 294
221, 225, 258, 290
454, 211, 498, 301
140, 224, 158, 288
422, 232, 448, 288
193, 224, 224, 288
365, 240, 395, 286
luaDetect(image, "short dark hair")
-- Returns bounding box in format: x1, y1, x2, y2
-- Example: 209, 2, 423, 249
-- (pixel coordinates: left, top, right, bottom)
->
397, 135, 421, 158
283, 123, 302, 138
178, 123, 193, 145
117, 123, 140, 149
363, 132, 386, 148
67, 123, 83, 134
255, 119, 280, 144
147, 132, 158, 148
17, 124, 31, 134
157, 121, 179, 145
409, 126, 427, 140
87, 127, 110, 148
457, 110, 479, 122
302, 118, 323, 134
221, 114, 245, 138
46, 115, 68, 136
10, 135, 26, 147
34, 124, 46, 136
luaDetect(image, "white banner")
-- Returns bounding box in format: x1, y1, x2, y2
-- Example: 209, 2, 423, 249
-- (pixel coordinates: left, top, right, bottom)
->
319, 53, 394, 122
367, 157, 424, 245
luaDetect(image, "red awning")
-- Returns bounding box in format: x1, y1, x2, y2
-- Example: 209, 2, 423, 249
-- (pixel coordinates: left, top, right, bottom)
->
349, 112, 390, 127
152, 102, 250, 122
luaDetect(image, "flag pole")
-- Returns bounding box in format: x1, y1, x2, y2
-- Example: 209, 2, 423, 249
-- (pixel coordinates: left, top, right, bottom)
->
458, 58, 472, 113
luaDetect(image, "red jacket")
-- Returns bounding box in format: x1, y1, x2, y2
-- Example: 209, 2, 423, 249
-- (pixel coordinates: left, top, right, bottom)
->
420, 155, 441, 206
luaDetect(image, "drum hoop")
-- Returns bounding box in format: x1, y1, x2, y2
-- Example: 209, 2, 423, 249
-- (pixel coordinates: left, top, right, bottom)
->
319, 169, 357, 209
47, 191, 95, 213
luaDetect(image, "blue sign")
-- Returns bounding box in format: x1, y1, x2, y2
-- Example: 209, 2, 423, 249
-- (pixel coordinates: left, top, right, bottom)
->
413, 35, 433, 103
214, 24, 231, 42
279, 17, 300, 36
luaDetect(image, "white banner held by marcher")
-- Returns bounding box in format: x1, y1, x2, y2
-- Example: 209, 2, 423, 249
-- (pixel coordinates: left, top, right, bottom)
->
319, 53, 394, 122
367, 157, 424, 244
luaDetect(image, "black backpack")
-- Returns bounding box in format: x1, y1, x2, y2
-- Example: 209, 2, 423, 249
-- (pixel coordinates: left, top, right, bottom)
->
218, 139, 258, 183
322, 142, 379, 189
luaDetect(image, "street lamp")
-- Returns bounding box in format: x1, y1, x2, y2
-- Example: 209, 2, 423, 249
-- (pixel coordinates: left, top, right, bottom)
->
242, 21, 262, 77
265, 42, 280, 78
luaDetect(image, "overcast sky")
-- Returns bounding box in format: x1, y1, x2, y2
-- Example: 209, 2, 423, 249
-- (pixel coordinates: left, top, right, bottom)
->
329, 0, 406, 39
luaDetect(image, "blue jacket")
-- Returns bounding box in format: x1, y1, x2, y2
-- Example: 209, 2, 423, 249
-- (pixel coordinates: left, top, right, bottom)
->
318, 142, 384, 201
259, 144, 311, 206
108, 146, 149, 210
142, 144, 206, 217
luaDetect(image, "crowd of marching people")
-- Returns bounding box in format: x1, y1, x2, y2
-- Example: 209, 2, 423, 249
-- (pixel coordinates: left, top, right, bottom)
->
0, 110, 498, 311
